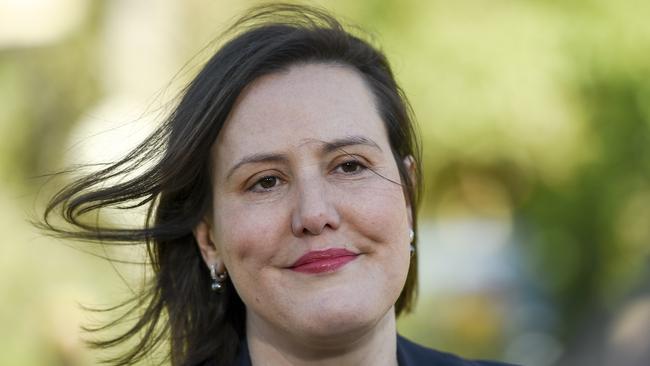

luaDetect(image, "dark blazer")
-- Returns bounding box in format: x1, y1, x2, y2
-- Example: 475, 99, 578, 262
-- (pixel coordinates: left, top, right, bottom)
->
230, 334, 518, 366
394, 335, 517, 366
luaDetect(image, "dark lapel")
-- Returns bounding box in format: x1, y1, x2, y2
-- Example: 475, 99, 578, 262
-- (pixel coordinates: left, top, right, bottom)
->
234, 337, 252, 366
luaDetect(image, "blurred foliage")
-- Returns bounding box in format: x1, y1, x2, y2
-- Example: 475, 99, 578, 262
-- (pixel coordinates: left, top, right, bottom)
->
519, 60, 650, 339
0, 6, 102, 190
1, 0, 649, 365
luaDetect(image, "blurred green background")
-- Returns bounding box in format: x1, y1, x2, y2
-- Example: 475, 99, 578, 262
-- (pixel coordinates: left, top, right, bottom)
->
1, 0, 649, 365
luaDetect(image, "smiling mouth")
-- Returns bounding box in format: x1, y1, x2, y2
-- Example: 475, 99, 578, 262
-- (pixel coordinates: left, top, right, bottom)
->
289, 248, 359, 274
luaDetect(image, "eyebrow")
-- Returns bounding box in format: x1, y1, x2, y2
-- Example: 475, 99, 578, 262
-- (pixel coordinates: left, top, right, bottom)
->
225, 135, 382, 179
320, 135, 382, 154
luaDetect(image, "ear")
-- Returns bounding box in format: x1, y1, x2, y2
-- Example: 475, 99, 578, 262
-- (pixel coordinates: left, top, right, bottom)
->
193, 218, 224, 271
402, 155, 417, 229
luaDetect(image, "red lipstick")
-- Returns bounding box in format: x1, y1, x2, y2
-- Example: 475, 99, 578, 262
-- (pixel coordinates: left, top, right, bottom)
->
290, 248, 358, 274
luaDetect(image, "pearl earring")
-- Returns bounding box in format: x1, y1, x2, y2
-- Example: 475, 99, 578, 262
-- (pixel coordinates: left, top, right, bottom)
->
409, 229, 415, 257
210, 264, 228, 292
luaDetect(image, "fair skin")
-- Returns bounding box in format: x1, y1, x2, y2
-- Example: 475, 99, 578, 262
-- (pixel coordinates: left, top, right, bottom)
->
194, 63, 413, 366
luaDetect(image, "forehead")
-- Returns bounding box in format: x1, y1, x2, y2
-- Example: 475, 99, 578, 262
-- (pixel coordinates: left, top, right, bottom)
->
213, 63, 390, 168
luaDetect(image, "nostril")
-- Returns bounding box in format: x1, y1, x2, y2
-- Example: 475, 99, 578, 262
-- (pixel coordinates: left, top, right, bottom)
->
293, 207, 340, 236
291, 182, 341, 236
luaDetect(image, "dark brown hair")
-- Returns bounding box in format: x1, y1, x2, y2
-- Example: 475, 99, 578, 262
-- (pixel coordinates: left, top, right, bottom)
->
40, 4, 422, 366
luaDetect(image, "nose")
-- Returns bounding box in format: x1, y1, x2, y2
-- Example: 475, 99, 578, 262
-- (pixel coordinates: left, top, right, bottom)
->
291, 177, 341, 236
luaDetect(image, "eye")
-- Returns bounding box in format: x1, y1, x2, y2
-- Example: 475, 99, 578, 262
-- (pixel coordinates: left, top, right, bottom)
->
335, 160, 366, 174
249, 175, 281, 192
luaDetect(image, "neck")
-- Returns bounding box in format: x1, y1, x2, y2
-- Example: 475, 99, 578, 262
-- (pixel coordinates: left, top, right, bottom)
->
246, 308, 398, 366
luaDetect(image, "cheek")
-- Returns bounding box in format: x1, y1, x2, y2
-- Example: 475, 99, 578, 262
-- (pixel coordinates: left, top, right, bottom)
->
340, 180, 411, 283
213, 200, 288, 269
341, 180, 410, 242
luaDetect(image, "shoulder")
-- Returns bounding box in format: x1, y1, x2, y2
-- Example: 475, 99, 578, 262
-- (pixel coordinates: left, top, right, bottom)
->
396, 335, 519, 366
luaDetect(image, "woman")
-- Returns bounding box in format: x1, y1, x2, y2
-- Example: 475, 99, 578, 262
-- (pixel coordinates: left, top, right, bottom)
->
42, 4, 516, 366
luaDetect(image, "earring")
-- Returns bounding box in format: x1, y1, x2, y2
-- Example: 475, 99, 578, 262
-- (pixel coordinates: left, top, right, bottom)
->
409, 229, 415, 257
210, 264, 228, 292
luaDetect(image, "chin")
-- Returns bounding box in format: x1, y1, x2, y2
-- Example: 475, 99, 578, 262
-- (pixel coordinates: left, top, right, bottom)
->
290, 292, 390, 339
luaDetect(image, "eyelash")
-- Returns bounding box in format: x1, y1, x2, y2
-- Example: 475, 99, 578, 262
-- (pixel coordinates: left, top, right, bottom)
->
247, 158, 369, 193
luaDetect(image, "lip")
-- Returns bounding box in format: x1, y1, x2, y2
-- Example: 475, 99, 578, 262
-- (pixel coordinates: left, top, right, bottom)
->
289, 248, 359, 274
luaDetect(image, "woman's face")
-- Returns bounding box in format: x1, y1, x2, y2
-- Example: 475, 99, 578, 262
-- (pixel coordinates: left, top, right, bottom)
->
199, 63, 412, 340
